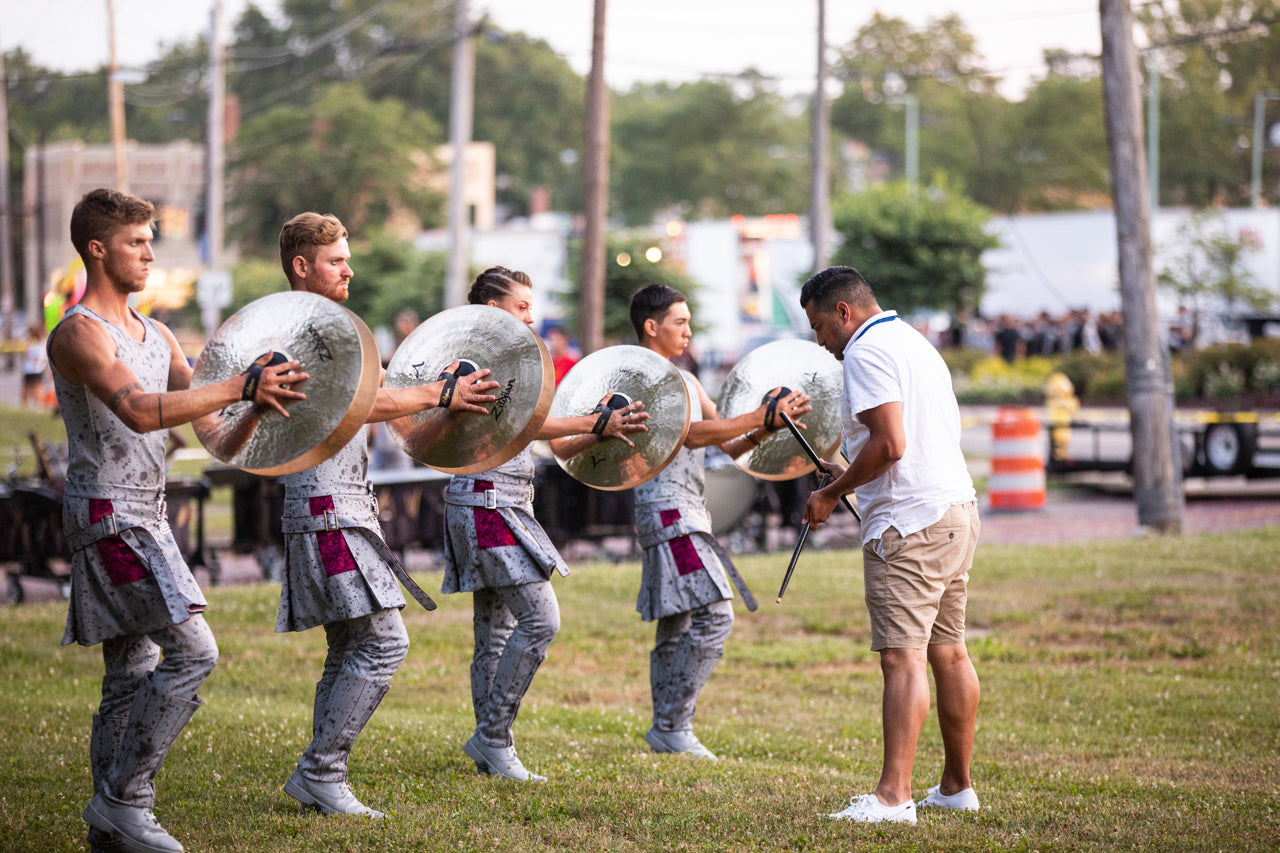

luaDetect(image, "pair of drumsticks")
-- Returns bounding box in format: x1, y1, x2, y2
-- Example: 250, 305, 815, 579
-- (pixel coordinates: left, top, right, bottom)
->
775, 412, 860, 604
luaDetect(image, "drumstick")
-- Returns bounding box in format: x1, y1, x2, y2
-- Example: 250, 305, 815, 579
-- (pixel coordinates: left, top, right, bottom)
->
778, 411, 860, 522
776, 474, 827, 603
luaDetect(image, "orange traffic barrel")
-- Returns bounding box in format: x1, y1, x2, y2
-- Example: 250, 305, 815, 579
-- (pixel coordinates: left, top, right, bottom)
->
989, 406, 1045, 510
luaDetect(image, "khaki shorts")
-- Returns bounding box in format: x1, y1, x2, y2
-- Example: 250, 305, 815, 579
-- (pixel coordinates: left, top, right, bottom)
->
862, 502, 980, 651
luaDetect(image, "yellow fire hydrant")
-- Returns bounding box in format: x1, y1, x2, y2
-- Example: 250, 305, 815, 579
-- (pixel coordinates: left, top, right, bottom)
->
1044, 372, 1079, 462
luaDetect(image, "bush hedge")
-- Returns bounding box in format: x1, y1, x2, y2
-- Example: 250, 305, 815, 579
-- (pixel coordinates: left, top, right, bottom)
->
946, 340, 1280, 407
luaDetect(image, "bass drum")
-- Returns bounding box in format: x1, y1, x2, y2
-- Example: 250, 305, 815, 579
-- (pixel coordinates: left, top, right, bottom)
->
704, 450, 758, 534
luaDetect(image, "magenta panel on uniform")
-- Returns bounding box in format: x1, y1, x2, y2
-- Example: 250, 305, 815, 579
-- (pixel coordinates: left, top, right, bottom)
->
473, 479, 518, 548
309, 495, 357, 577
89, 498, 147, 586
669, 535, 704, 576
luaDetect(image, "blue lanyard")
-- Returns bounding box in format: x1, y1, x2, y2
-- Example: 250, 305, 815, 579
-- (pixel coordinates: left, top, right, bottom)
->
852, 313, 898, 343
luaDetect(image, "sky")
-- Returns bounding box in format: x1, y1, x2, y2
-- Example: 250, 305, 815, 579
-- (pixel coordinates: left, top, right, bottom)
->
2, 0, 1104, 100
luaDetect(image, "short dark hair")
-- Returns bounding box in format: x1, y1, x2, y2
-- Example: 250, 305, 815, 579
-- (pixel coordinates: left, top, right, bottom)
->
69, 189, 155, 263
468, 266, 532, 305
799, 265, 875, 312
279, 212, 347, 283
629, 284, 687, 340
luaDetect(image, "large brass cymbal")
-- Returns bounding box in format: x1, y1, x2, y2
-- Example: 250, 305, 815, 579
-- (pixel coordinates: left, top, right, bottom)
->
550, 345, 691, 491
191, 290, 381, 476
717, 338, 842, 480
384, 305, 553, 475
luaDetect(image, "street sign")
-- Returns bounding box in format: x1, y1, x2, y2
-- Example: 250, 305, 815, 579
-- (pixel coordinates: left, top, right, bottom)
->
197, 270, 232, 309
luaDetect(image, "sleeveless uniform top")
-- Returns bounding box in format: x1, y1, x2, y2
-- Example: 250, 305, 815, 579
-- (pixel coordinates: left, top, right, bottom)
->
55, 305, 168, 500
441, 446, 568, 593
51, 305, 207, 646
634, 371, 711, 542
275, 426, 406, 632
632, 370, 733, 621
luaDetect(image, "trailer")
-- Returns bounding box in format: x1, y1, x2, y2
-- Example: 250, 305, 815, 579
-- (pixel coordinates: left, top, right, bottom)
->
1047, 410, 1280, 479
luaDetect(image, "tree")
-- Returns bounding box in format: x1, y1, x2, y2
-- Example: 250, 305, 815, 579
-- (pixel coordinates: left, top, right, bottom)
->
830, 177, 997, 315
1157, 209, 1274, 340
555, 236, 702, 345
829, 13, 1015, 211
1137, 0, 1280, 207
1004, 70, 1111, 211
229, 228, 445, 334
227, 83, 445, 253
610, 75, 810, 226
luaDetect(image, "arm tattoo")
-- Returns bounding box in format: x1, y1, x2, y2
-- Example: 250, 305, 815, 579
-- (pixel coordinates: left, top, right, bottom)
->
157, 396, 164, 428
107, 382, 143, 415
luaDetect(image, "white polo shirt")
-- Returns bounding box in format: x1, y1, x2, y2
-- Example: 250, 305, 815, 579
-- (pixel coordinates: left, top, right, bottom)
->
839, 310, 975, 544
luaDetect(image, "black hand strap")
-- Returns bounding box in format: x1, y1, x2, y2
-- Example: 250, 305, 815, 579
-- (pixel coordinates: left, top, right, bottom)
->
762, 385, 791, 432
591, 392, 631, 437
590, 403, 613, 436
436, 370, 459, 410
240, 363, 264, 402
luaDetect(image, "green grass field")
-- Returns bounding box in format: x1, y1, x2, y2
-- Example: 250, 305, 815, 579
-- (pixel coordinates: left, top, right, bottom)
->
2, 528, 1278, 852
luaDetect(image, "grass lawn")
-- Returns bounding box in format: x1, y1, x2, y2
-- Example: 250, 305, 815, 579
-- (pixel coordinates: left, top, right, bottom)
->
2, 527, 1278, 851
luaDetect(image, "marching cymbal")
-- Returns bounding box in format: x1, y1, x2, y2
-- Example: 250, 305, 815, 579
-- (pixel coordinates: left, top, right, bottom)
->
191, 290, 381, 476
384, 305, 553, 475
716, 338, 842, 480
550, 345, 691, 491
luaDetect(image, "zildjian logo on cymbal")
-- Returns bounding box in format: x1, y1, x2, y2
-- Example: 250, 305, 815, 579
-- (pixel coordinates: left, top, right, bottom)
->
491, 378, 516, 422
303, 324, 334, 362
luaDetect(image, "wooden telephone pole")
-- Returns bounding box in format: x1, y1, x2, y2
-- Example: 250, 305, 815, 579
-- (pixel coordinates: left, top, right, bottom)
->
1099, 0, 1184, 533
809, 0, 830, 275
444, 0, 476, 309
579, 0, 609, 355
106, 0, 129, 191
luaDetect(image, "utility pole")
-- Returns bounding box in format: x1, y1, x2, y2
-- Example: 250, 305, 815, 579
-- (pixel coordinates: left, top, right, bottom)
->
106, 0, 129, 191
1099, 0, 1183, 534
1144, 49, 1159, 214
891, 94, 919, 193
579, 0, 608, 355
1251, 91, 1280, 208
0, 49, 15, 353
808, 0, 830, 275
199, 0, 230, 341
443, 0, 476, 309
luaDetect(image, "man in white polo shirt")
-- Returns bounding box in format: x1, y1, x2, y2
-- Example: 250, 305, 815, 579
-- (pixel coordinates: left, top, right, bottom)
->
799, 265, 981, 825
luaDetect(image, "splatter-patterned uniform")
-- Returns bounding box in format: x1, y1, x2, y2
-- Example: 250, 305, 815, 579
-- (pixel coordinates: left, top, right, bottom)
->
633, 369, 735, 736
55, 305, 206, 647
277, 426, 409, 785
443, 447, 565, 748
277, 426, 405, 632
51, 304, 217, 828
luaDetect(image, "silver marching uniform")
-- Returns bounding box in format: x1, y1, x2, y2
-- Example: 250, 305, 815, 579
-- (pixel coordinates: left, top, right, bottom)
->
633, 370, 735, 735
278, 426, 410, 785
442, 447, 566, 749
52, 305, 219, 841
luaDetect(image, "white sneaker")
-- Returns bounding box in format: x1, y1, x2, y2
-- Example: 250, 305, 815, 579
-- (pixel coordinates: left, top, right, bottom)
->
917, 784, 980, 811
284, 768, 386, 817
464, 734, 546, 782
644, 727, 717, 760
83, 795, 184, 852
826, 793, 917, 824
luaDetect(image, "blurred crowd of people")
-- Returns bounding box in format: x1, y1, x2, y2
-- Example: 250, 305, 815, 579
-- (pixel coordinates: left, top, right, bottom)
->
936, 308, 1127, 362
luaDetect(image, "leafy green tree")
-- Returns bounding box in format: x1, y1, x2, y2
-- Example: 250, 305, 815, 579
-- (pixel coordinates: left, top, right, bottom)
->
369, 28, 588, 218
555, 237, 702, 346
831, 178, 997, 315
228, 83, 444, 253
1007, 70, 1111, 210
229, 229, 445, 335
355, 229, 447, 331
829, 13, 1014, 211
1157, 210, 1275, 339
1137, 0, 1280, 207
610, 75, 810, 226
